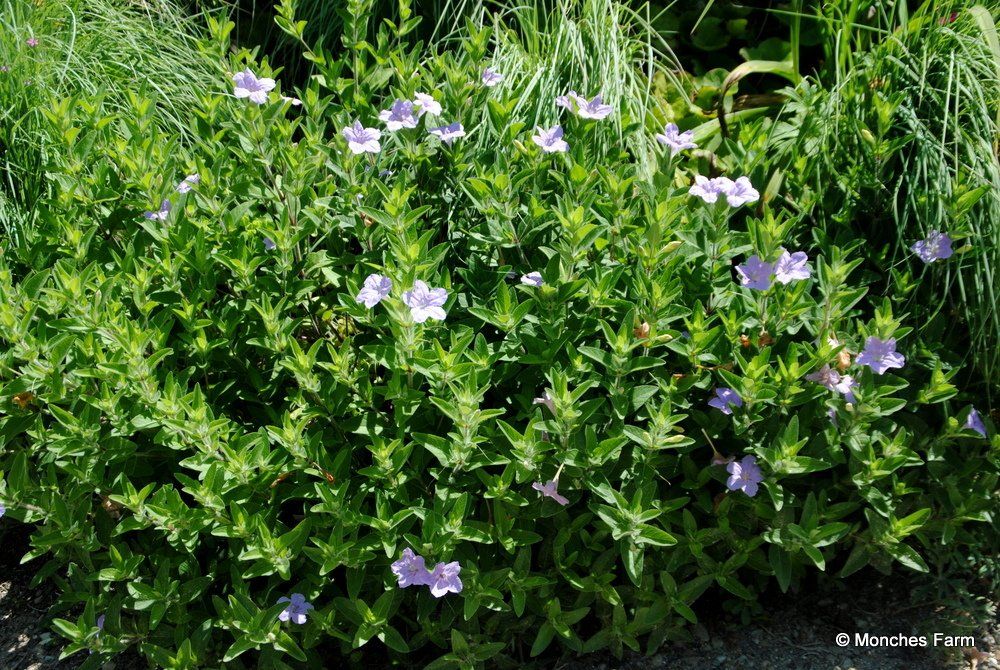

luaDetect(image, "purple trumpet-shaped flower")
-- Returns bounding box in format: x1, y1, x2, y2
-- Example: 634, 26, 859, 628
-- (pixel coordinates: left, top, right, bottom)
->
532, 479, 569, 505
281, 95, 302, 106
413, 92, 441, 117
966, 407, 988, 437
655, 123, 697, 156
807, 365, 857, 402
726, 455, 763, 497
427, 561, 463, 598
429, 122, 465, 145
532, 125, 569, 153
520, 271, 543, 287
773, 249, 811, 283
688, 175, 730, 204
402, 280, 448, 323
379, 99, 419, 131
263, 237, 276, 251
911, 230, 953, 264
735, 255, 775, 291
176, 174, 200, 194
342, 121, 382, 155
855, 337, 905, 375
482, 67, 503, 87
708, 387, 743, 415
144, 199, 171, 221
0, 503, 5, 518
232, 69, 275, 104
391, 548, 433, 588
533, 391, 555, 414
555, 91, 583, 111
356, 273, 392, 308
724, 176, 760, 207
277, 593, 314, 625
572, 94, 613, 120
26, 38, 38, 48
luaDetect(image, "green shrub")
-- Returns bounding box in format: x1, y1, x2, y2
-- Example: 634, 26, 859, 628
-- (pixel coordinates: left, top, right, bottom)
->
0, 2, 997, 667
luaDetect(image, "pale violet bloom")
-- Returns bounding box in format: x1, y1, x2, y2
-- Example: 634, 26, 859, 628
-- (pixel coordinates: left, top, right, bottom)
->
573, 94, 613, 120
735, 255, 775, 291
277, 593, 314, 625
482, 67, 503, 87
281, 95, 302, 106
532, 125, 569, 153
356, 273, 392, 308
263, 237, 276, 251
855, 337, 905, 375
413, 92, 442, 117
379, 99, 419, 131
520, 271, 543, 287
688, 175, 730, 204
96, 614, 104, 631
176, 174, 200, 194
773, 249, 811, 284
402, 280, 448, 322
342, 121, 382, 155
533, 390, 556, 415
427, 561, 463, 598
911, 230, 953, 264
726, 455, 763, 497
807, 365, 856, 402
26, 38, 38, 48
232, 69, 275, 104
724, 176, 760, 207
555, 91, 583, 111
966, 407, 987, 437
0, 503, 5, 518
391, 548, 432, 588
144, 199, 171, 220
429, 122, 465, 145
532, 479, 569, 505
655, 123, 697, 156
708, 387, 743, 415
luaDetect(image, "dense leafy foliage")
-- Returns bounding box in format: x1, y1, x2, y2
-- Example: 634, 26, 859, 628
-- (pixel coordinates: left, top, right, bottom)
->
0, 0, 997, 668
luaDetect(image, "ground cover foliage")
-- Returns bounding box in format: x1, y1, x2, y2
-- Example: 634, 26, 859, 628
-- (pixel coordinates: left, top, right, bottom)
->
0, 0, 997, 667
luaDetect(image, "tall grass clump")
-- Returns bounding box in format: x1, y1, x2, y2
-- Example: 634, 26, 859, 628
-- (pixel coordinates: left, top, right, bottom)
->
0, 0, 225, 245
760, 1, 1000, 391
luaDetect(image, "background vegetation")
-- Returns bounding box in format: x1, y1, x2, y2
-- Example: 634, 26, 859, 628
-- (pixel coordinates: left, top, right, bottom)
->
0, 0, 997, 667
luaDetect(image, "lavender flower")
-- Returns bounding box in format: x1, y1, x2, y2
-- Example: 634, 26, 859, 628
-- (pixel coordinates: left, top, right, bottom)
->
144, 199, 171, 221
281, 95, 302, 106
379, 99, 419, 131
263, 237, 276, 251
911, 230, 953, 264
655, 123, 697, 156
855, 337, 905, 375
726, 455, 763, 497
413, 92, 442, 117
232, 69, 275, 104
176, 174, 200, 194
96, 614, 105, 631
688, 175, 730, 204
356, 273, 392, 308
26, 38, 38, 48
402, 280, 448, 323
834, 375, 858, 403
533, 391, 555, 414
555, 91, 583, 111
532, 125, 569, 153
0, 503, 5, 518
572, 94, 613, 120
277, 593, 314, 625
520, 271, 543, 287
724, 176, 760, 207
429, 122, 465, 145
532, 479, 569, 505
391, 548, 433, 588
708, 387, 743, 415
427, 561, 463, 598
342, 121, 382, 155
806, 365, 856, 402
773, 249, 811, 283
482, 67, 503, 87
735, 255, 775, 291
966, 407, 987, 437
